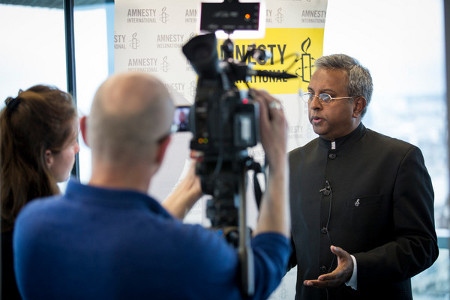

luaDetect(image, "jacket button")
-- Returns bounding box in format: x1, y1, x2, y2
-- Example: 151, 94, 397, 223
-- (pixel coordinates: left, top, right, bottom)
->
321, 227, 328, 234
320, 265, 327, 273
328, 153, 336, 159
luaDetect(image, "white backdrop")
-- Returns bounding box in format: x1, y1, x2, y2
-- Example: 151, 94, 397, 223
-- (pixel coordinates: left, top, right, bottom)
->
114, 1, 327, 298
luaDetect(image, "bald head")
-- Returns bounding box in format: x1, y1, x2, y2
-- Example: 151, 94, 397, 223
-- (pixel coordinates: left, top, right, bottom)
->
87, 72, 175, 165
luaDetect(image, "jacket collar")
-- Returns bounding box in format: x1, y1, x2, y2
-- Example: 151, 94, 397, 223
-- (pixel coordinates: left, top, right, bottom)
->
319, 123, 366, 150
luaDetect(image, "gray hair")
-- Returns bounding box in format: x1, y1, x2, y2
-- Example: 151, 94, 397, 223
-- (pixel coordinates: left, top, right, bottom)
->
315, 54, 373, 117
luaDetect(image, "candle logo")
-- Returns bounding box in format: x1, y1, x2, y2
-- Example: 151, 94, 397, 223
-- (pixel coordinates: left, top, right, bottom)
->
275, 8, 284, 24
162, 56, 169, 72
130, 32, 140, 50
160, 7, 169, 24
296, 37, 315, 83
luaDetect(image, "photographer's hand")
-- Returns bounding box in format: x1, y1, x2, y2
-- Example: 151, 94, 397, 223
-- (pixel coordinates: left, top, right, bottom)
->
250, 89, 290, 237
162, 153, 203, 219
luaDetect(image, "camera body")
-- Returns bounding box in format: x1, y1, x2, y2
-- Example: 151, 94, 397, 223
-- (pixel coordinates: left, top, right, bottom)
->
182, 32, 260, 227
189, 68, 259, 155
183, 32, 260, 153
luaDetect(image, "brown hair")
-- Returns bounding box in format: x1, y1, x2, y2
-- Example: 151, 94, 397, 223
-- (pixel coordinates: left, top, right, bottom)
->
0, 85, 77, 232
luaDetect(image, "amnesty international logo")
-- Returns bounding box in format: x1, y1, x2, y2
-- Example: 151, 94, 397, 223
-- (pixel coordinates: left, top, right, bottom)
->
156, 33, 185, 49
301, 9, 326, 24
185, 8, 197, 23
266, 7, 283, 24
275, 8, 284, 23
114, 33, 126, 49
113, 32, 140, 50
126, 8, 157, 23
128, 57, 159, 73
230, 28, 324, 94
130, 32, 140, 50
162, 56, 169, 72
160, 7, 169, 23
189, 80, 196, 98
125, 7, 170, 24
295, 37, 315, 83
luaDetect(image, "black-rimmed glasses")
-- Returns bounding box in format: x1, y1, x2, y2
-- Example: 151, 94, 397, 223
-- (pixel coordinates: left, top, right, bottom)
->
301, 92, 354, 104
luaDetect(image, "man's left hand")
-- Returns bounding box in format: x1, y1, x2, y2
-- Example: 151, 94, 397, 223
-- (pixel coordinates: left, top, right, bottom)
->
303, 245, 353, 288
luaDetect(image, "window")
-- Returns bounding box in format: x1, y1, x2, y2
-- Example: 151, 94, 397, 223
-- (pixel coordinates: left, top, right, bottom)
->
273, 1, 449, 299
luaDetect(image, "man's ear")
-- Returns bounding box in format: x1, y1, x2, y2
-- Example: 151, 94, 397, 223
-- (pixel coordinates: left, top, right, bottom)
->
353, 96, 367, 118
155, 135, 172, 165
80, 115, 89, 147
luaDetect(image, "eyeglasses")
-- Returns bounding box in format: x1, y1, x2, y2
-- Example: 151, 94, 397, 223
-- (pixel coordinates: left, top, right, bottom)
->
301, 92, 354, 104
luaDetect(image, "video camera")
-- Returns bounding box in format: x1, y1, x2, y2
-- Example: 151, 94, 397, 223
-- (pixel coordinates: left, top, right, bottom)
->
182, 0, 296, 229
182, 31, 261, 228
181, 0, 296, 296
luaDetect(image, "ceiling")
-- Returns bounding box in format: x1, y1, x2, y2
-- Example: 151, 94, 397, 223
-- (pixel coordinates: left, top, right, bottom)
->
0, 0, 113, 9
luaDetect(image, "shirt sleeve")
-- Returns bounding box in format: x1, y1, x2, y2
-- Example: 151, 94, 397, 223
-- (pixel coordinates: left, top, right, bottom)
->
345, 254, 357, 290
250, 233, 291, 299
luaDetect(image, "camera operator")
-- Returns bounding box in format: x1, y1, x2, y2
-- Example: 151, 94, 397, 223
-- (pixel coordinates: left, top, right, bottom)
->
13, 72, 290, 299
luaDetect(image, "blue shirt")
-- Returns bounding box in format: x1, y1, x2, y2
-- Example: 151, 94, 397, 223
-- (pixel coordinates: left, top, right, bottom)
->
14, 179, 290, 300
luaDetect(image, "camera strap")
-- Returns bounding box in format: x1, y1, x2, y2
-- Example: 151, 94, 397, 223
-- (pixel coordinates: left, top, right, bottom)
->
250, 161, 264, 209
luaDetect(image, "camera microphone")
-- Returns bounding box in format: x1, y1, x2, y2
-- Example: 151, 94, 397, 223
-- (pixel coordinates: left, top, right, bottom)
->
247, 69, 298, 79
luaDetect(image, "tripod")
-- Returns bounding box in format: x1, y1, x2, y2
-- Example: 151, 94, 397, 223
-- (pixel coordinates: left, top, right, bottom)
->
199, 154, 263, 297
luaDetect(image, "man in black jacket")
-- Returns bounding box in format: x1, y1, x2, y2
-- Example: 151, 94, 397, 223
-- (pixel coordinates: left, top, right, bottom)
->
288, 54, 439, 299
